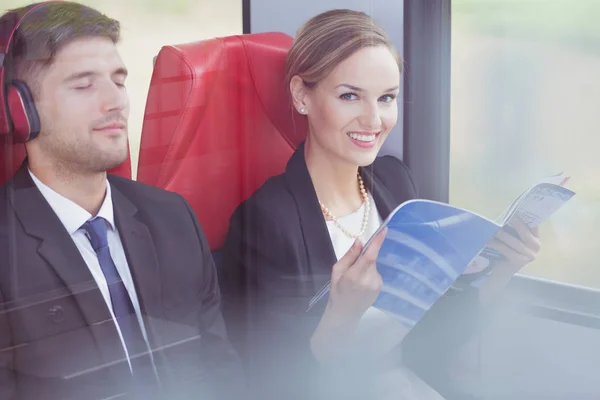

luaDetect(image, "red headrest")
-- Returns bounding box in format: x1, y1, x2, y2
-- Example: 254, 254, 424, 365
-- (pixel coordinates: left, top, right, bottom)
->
137, 32, 308, 250
0, 141, 132, 185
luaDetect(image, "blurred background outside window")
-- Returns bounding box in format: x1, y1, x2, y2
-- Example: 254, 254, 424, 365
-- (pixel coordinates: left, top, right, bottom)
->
451, 0, 600, 289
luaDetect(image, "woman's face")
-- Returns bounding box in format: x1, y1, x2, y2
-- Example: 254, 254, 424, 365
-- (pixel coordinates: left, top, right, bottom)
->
296, 45, 400, 167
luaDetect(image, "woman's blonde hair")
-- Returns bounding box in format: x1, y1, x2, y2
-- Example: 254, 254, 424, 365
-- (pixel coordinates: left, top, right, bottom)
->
285, 9, 402, 89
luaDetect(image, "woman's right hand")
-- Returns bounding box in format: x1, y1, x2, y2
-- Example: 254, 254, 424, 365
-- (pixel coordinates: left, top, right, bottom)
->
310, 228, 387, 363
328, 227, 388, 319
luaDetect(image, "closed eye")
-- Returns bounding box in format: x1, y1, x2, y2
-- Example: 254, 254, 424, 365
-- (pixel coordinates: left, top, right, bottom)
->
74, 84, 92, 90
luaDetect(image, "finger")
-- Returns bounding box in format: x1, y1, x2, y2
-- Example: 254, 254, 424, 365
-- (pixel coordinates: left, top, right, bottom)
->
528, 232, 541, 253
487, 238, 534, 266
362, 268, 383, 292
507, 218, 541, 253
508, 217, 529, 240
495, 229, 537, 260
333, 237, 364, 277
352, 227, 388, 274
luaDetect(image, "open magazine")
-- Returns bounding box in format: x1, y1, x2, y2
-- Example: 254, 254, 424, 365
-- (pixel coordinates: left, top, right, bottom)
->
307, 173, 575, 331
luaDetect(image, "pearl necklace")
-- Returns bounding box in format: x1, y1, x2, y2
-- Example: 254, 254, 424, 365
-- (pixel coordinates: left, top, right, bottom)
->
319, 173, 370, 239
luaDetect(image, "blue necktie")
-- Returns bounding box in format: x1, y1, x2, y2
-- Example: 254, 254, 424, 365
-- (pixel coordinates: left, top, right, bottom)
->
82, 217, 156, 386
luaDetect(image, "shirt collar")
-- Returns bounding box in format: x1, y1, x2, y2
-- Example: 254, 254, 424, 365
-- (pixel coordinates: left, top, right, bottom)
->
28, 168, 115, 235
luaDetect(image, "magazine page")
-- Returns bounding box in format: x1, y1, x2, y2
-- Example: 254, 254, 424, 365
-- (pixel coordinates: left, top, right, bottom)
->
495, 172, 571, 227
307, 200, 501, 330
458, 176, 576, 285
501, 181, 575, 228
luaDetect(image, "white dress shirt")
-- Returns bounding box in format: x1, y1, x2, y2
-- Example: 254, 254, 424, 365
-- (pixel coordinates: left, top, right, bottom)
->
28, 169, 149, 372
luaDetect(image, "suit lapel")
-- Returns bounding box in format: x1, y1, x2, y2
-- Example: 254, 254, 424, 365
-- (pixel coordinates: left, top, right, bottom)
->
9, 165, 112, 327
359, 163, 397, 221
109, 181, 163, 323
284, 143, 338, 277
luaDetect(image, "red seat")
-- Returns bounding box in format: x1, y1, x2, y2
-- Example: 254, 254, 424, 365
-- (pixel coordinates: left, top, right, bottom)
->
137, 32, 307, 250
1, 142, 131, 185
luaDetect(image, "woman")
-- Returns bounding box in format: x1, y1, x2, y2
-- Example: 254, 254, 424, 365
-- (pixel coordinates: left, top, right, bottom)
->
220, 9, 540, 400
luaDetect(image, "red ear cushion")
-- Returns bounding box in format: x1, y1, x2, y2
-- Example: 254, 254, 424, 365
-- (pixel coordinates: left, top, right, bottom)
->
7, 85, 31, 142
7, 80, 40, 142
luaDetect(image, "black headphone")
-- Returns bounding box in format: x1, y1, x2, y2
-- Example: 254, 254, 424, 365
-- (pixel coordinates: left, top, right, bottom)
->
0, 1, 57, 142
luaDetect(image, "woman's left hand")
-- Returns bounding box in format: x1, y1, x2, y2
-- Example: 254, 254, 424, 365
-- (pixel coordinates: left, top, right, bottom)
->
476, 217, 543, 305
487, 217, 542, 275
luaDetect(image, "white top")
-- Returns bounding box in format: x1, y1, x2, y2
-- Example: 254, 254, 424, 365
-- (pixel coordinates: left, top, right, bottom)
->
29, 169, 150, 372
325, 191, 445, 400
325, 191, 408, 356
326, 192, 384, 261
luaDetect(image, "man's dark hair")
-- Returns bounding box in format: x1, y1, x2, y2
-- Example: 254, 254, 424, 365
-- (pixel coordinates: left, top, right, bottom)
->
0, 1, 121, 95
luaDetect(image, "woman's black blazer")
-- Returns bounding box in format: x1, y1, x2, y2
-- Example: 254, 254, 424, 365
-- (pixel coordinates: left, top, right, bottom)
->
220, 141, 482, 399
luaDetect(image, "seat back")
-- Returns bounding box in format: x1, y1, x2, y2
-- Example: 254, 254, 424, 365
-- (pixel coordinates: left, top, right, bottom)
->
137, 32, 307, 251
1, 142, 131, 185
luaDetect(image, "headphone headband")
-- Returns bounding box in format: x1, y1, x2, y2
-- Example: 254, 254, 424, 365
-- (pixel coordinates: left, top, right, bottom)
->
1, 2, 57, 57
0, 1, 57, 135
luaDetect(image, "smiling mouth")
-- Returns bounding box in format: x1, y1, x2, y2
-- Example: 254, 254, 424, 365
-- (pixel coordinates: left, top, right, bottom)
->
347, 132, 380, 142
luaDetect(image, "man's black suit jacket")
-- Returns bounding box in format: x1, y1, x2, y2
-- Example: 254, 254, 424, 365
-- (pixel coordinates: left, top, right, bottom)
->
0, 164, 244, 400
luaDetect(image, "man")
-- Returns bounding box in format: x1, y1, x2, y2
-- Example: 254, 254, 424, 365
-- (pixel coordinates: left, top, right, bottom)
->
0, 2, 244, 399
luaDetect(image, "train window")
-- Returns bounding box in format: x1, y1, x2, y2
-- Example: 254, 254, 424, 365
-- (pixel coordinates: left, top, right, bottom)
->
10, 0, 243, 176
449, 0, 599, 289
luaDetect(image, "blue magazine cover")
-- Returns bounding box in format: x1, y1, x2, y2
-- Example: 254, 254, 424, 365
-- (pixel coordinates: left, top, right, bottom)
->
307, 175, 576, 332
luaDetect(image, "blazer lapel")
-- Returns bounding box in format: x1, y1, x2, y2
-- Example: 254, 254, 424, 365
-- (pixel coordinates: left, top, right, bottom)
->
109, 182, 163, 323
283, 143, 338, 277
9, 165, 112, 327
359, 163, 397, 221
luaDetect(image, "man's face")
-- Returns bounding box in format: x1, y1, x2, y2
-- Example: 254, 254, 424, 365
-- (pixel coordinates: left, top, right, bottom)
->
28, 36, 129, 173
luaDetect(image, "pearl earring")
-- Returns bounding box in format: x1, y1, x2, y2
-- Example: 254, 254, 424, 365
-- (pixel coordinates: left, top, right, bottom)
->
299, 108, 305, 114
